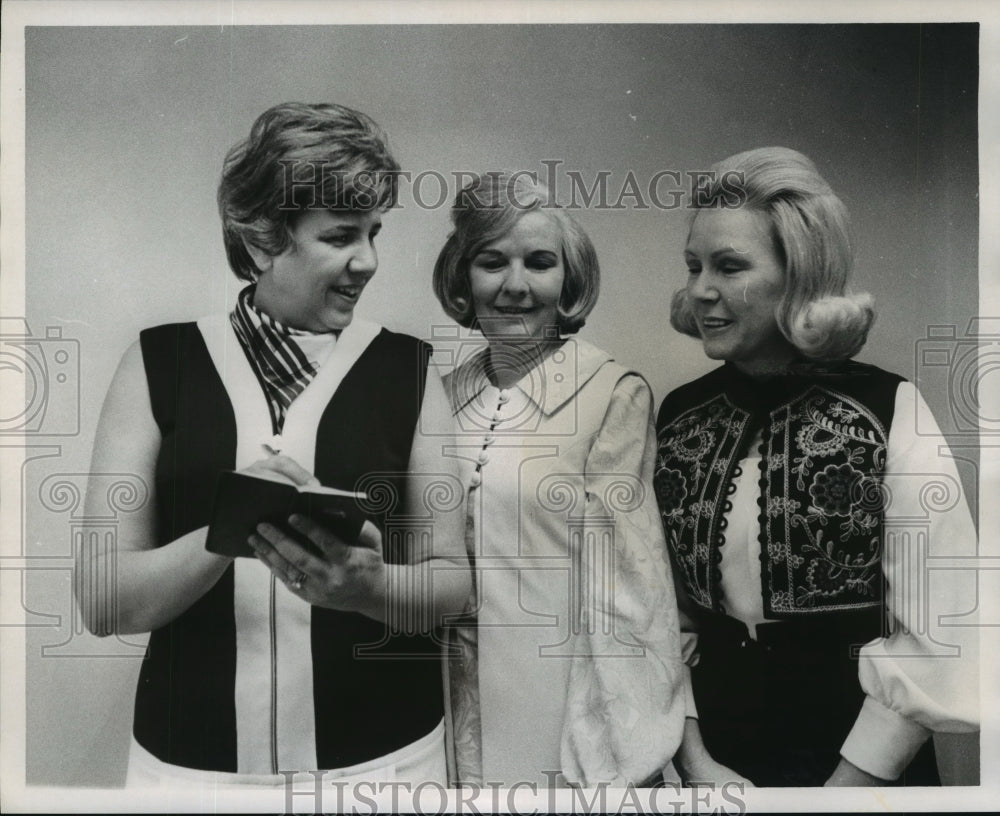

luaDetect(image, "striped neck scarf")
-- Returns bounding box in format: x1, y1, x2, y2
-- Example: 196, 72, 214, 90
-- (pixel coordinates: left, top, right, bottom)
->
229, 285, 337, 433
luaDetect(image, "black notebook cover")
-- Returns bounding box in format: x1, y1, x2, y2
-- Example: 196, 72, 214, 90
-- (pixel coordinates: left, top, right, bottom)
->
205, 471, 368, 558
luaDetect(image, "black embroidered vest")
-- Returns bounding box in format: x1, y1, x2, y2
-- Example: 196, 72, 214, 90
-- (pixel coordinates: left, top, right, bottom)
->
654, 361, 903, 621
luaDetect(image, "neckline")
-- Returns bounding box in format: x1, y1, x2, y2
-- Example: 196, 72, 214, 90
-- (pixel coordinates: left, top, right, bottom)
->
482, 339, 569, 390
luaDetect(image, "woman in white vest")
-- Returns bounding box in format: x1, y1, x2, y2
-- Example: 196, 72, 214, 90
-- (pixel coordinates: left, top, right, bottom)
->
76, 102, 470, 790
432, 173, 687, 787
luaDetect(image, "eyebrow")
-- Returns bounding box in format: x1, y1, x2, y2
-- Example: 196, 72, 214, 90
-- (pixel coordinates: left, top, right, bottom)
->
684, 247, 750, 260
318, 221, 381, 236
475, 247, 558, 257
473, 247, 514, 261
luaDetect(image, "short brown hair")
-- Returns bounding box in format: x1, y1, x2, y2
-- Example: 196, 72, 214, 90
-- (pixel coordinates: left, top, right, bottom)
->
218, 102, 400, 281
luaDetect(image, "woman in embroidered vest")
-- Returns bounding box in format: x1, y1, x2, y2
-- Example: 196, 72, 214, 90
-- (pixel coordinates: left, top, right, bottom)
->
432, 173, 686, 788
657, 147, 979, 786
76, 102, 470, 788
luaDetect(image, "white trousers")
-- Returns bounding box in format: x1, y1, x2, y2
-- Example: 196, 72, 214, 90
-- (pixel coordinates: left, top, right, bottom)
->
126, 719, 447, 790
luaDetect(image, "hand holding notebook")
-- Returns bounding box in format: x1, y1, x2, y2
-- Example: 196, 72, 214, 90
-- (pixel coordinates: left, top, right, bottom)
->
205, 470, 368, 558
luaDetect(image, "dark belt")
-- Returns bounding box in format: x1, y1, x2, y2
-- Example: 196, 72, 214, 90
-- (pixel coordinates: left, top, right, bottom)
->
695, 610, 884, 656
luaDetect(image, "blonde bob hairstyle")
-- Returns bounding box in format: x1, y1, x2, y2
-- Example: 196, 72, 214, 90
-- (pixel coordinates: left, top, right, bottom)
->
433, 173, 600, 335
671, 147, 875, 361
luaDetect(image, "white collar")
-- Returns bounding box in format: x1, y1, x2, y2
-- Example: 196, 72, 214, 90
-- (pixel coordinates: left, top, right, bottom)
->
447, 337, 615, 417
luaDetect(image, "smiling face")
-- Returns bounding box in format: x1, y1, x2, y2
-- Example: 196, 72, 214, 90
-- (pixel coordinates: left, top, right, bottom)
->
684, 207, 797, 374
248, 209, 382, 332
468, 210, 566, 347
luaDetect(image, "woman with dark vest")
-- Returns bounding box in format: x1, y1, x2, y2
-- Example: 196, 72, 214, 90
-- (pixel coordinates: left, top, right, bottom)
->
657, 147, 979, 786
76, 102, 470, 788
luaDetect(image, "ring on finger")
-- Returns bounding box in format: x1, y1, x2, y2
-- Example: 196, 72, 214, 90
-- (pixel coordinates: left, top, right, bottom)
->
289, 570, 307, 591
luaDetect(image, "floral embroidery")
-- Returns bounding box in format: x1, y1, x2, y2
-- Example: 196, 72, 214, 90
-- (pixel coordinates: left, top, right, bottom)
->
654, 468, 688, 514
767, 453, 787, 472
828, 401, 861, 422
804, 560, 848, 597
765, 386, 888, 614
808, 463, 864, 516
767, 496, 801, 517
771, 590, 793, 609
657, 379, 891, 617
767, 537, 789, 561
655, 395, 747, 611
795, 422, 847, 459
688, 499, 717, 518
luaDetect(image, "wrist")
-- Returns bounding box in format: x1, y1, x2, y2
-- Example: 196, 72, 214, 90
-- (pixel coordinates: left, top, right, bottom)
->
357, 561, 389, 622
826, 756, 890, 787
676, 721, 711, 774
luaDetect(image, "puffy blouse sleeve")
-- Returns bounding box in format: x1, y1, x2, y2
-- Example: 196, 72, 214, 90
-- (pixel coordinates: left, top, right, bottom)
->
839, 381, 979, 780
559, 373, 687, 786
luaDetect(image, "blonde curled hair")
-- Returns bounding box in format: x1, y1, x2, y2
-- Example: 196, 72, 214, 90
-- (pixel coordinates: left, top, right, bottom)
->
671, 147, 875, 361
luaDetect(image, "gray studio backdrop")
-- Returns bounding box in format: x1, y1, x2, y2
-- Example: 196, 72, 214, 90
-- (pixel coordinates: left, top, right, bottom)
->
22, 24, 978, 786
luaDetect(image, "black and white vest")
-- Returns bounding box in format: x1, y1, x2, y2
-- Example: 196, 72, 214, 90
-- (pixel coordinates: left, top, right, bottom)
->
134, 315, 441, 773
654, 361, 903, 632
